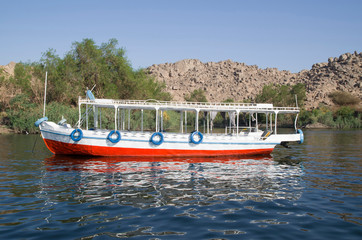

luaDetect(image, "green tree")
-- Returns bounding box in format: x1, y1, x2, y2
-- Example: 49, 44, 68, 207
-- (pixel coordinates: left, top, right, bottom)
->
4, 38, 172, 132
185, 88, 207, 102
36, 38, 170, 104
12, 63, 32, 96
255, 83, 306, 107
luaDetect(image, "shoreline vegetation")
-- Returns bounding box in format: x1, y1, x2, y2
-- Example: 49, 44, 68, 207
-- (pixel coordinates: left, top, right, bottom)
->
0, 39, 361, 134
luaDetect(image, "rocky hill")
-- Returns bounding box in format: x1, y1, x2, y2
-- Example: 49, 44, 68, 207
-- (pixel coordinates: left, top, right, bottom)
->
1, 53, 361, 109
147, 52, 361, 109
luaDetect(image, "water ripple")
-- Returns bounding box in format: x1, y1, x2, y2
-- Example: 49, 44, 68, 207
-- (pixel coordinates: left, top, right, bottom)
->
0, 131, 361, 239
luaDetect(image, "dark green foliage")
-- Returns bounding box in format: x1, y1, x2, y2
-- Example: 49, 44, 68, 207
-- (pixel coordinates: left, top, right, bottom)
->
6, 94, 41, 133
255, 83, 306, 107
13, 63, 32, 96
334, 106, 361, 129
45, 102, 79, 126
298, 105, 361, 129
35, 38, 170, 104
254, 83, 306, 126
184, 89, 208, 131
255, 84, 361, 128
185, 88, 208, 102
3, 38, 172, 132
223, 98, 234, 103
6, 94, 79, 133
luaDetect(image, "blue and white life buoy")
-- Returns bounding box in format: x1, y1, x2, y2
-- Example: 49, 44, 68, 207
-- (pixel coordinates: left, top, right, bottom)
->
190, 131, 203, 144
150, 132, 164, 145
34, 117, 48, 127
107, 130, 121, 143
70, 129, 83, 142
297, 129, 304, 144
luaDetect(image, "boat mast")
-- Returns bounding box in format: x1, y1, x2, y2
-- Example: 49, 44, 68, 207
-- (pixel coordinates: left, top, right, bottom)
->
43, 70, 48, 117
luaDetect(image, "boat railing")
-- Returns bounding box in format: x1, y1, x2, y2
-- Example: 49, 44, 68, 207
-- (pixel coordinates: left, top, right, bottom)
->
79, 98, 300, 112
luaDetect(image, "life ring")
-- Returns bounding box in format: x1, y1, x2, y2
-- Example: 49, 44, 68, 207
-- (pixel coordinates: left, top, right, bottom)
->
107, 130, 121, 143
297, 129, 304, 144
150, 132, 164, 145
190, 131, 203, 144
34, 117, 48, 127
70, 129, 83, 142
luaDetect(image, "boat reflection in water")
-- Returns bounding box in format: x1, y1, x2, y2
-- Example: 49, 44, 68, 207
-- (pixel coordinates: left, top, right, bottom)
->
43, 155, 304, 207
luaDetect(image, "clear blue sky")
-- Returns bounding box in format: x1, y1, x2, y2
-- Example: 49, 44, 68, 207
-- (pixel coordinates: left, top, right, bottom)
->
1, 0, 361, 72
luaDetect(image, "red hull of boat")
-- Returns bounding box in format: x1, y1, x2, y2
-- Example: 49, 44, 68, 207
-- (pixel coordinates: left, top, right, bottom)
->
44, 138, 274, 157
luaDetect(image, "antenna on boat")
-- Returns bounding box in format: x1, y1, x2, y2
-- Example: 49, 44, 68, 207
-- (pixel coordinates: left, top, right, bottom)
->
43, 66, 48, 118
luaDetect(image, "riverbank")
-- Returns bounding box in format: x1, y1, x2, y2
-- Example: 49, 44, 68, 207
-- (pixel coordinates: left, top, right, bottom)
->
0, 125, 13, 134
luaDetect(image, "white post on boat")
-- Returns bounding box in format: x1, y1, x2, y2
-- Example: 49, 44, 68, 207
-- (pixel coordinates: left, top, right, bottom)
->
141, 109, 144, 132
94, 106, 98, 128
86, 101, 88, 130
160, 110, 163, 132
185, 111, 187, 133
42, 71, 47, 117
203, 116, 205, 134
256, 113, 258, 132
122, 109, 125, 130
85, 91, 89, 130
128, 109, 131, 131
270, 113, 272, 132
180, 111, 183, 133
266, 112, 268, 131
114, 106, 117, 131
195, 109, 199, 132
155, 107, 159, 132
274, 111, 278, 134
117, 108, 120, 130
206, 114, 209, 134
78, 96, 81, 128
294, 113, 299, 131
249, 113, 251, 133
236, 110, 240, 136
229, 112, 232, 134
99, 109, 102, 129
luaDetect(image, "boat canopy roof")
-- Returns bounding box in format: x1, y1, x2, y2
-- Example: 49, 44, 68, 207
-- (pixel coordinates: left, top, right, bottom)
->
79, 97, 300, 114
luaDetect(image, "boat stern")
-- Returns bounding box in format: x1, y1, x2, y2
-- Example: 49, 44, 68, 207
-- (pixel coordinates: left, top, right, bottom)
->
266, 129, 304, 146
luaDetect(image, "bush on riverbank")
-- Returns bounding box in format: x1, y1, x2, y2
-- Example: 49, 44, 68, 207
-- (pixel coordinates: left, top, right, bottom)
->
254, 84, 361, 129
299, 105, 361, 129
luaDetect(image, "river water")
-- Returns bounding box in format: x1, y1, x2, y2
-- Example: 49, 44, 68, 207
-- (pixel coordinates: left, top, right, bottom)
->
0, 129, 361, 239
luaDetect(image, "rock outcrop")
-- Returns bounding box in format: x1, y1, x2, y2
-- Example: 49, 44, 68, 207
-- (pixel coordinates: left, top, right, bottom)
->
0, 61, 16, 76
147, 52, 361, 109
